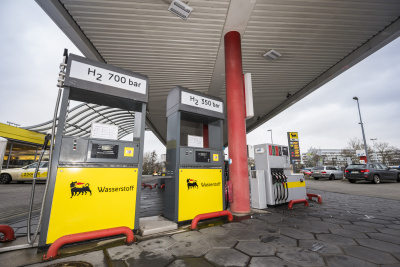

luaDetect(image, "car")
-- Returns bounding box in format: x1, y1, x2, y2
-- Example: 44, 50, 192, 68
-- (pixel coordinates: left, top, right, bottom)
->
310, 166, 343, 180
345, 163, 400, 184
0, 161, 48, 184
300, 168, 312, 176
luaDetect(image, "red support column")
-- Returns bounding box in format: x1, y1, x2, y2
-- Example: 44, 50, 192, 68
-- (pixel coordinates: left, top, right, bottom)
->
224, 31, 250, 214
203, 124, 209, 148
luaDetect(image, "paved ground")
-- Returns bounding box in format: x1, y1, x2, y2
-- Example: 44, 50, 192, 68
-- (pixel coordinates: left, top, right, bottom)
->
1, 176, 400, 266
305, 177, 400, 200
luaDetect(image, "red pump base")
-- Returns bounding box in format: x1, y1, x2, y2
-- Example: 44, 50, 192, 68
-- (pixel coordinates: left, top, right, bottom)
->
0, 225, 16, 242
288, 199, 309, 209
42, 226, 135, 261
190, 210, 233, 230
307, 193, 322, 204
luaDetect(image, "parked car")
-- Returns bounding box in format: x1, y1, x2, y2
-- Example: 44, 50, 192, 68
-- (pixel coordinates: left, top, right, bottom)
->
300, 168, 312, 176
310, 166, 343, 180
345, 163, 400, 184
0, 161, 48, 184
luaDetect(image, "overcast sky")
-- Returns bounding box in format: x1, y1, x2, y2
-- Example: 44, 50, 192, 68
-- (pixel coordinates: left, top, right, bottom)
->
1, 1, 399, 158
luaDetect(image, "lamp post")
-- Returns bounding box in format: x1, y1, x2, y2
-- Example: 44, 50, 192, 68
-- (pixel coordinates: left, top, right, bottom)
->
370, 138, 378, 162
353, 97, 370, 163
267, 129, 273, 144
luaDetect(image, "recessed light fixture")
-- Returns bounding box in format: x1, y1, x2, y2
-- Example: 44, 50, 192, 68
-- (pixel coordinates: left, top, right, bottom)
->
168, 0, 193, 20
263, 49, 282, 60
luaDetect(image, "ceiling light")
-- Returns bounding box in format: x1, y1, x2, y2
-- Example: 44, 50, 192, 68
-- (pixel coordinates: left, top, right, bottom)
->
263, 49, 282, 60
168, 0, 193, 20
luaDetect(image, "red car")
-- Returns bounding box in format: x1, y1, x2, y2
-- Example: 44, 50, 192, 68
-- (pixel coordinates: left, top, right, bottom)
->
300, 169, 312, 176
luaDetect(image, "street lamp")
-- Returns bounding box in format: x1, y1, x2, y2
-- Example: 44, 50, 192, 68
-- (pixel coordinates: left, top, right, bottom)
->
267, 129, 273, 144
370, 138, 378, 162
353, 97, 370, 163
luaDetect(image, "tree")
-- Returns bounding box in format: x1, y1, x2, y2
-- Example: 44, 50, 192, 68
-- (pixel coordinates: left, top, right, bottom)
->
304, 147, 322, 167
374, 142, 398, 164
341, 137, 373, 163
142, 150, 160, 174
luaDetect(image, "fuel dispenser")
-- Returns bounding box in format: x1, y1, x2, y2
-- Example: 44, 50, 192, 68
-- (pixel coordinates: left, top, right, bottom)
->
164, 86, 225, 222
250, 143, 306, 209
38, 53, 148, 249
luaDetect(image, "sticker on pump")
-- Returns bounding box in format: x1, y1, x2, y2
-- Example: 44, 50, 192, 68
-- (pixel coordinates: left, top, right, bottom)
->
213, 154, 219, 161
124, 147, 134, 157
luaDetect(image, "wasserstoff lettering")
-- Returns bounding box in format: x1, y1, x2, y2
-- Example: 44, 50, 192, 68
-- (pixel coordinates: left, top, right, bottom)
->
98, 185, 135, 193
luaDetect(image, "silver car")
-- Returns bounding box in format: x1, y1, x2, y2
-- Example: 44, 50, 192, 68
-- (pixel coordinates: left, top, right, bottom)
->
311, 166, 343, 180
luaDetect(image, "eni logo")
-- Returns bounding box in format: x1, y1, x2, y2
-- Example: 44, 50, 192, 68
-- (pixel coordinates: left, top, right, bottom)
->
187, 179, 198, 190
70, 181, 92, 198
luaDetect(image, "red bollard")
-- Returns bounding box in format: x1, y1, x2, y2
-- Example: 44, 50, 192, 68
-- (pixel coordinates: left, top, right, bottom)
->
42, 226, 134, 261
160, 184, 165, 189
190, 210, 233, 230
0, 225, 16, 242
288, 199, 309, 209
154, 183, 158, 188
307, 193, 322, 204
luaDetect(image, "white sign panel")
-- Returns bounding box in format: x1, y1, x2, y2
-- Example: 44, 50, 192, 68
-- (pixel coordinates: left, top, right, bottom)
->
69, 60, 147, 94
181, 91, 223, 113
188, 135, 203, 148
90, 122, 119, 140
356, 149, 366, 157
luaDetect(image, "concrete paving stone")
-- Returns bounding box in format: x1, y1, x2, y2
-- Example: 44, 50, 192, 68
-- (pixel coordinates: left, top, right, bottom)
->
315, 234, 357, 246
295, 215, 322, 221
138, 236, 176, 251
250, 223, 280, 234
27, 251, 107, 267
124, 250, 175, 267
387, 224, 400, 230
260, 233, 297, 247
248, 256, 299, 267
324, 254, 379, 267
200, 234, 238, 248
171, 230, 205, 242
107, 244, 142, 260
380, 264, 400, 267
281, 218, 311, 227
1, 247, 44, 267
329, 228, 368, 239
226, 229, 262, 241
235, 241, 276, 256
239, 218, 265, 225
378, 228, 400, 237
356, 238, 400, 253
167, 258, 214, 267
296, 224, 330, 234
199, 225, 230, 236
204, 248, 250, 267
367, 232, 400, 245
167, 241, 211, 257
309, 220, 343, 230
393, 252, 400, 261
322, 218, 352, 225
352, 221, 386, 229
276, 246, 325, 267
257, 214, 283, 224
280, 228, 315, 240
360, 218, 392, 225
342, 245, 398, 265
298, 239, 343, 255
109, 260, 126, 267
221, 222, 247, 229
341, 224, 378, 233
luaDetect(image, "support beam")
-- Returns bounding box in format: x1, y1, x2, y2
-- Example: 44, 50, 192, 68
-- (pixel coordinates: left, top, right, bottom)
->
224, 31, 250, 214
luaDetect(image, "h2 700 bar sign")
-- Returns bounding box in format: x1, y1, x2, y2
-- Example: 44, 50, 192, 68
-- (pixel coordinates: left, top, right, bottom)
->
181, 91, 223, 113
69, 61, 147, 95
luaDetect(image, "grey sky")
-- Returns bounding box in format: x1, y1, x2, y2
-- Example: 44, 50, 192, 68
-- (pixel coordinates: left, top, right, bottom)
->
1, 1, 399, 158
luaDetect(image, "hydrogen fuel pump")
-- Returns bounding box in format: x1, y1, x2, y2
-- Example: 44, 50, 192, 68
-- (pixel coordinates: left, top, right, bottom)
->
164, 86, 225, 223
38, 54, 148, 249
250, 143, 307, 209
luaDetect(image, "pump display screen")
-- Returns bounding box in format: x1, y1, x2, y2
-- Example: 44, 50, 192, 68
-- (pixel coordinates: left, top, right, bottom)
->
195, 151, 210, 163
282, 147, 288, 156
91, 143, 119, 159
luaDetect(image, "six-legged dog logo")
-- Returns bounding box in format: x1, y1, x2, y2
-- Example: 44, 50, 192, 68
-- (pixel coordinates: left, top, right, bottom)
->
70, 181, 92, 198
187, 179, 198, 190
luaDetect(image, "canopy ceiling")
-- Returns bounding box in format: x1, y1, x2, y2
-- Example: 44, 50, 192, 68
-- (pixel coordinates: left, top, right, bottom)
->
36, 0, 400, 144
